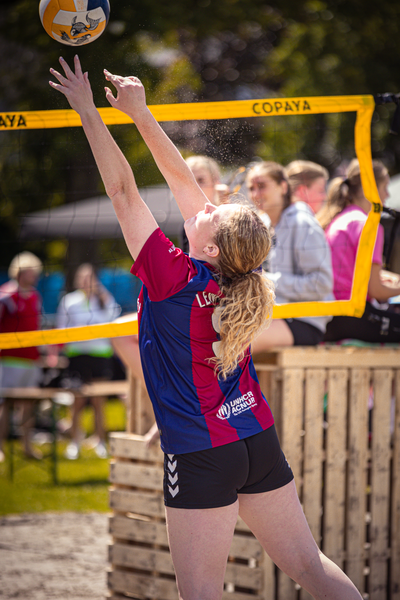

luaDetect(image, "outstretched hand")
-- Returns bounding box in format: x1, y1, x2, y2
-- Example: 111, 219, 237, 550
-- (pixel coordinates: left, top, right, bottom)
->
49, 55, 95, 115
103, 70, 148, 118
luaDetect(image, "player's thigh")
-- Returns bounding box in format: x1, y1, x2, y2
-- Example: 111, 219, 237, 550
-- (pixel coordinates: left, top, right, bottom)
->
165, 502, 238, 600
238, 480, 319, 576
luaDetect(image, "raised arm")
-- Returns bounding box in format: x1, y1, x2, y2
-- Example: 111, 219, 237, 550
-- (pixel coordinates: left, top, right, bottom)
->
49, 56, 158, 260
102, 70, 209, 221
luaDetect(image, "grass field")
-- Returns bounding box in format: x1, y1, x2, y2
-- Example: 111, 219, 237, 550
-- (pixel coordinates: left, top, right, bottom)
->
0, 398, 126, 515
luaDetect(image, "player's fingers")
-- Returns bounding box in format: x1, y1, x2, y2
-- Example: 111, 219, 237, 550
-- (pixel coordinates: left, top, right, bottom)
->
104, 87, 117, 106
49, 80, 68, 95
104, 69, 133, 89
103, 69, 120, 83
73, 54, 84, 78
49, 67, 69, 87
59, 56, 75, 79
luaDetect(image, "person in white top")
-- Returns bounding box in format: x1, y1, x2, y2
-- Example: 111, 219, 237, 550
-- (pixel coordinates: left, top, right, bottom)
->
55, 263, 120, 459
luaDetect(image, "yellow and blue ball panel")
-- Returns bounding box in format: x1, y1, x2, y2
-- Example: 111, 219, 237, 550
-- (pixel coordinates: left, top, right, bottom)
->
39, 0, 110, 46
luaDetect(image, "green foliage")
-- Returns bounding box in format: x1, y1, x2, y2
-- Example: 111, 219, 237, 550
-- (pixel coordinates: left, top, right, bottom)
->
0, 448, 110, 514
1, 0, 400, 270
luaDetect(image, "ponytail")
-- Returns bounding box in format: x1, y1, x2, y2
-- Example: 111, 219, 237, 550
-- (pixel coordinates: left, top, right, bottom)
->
212, 205, 275, 379
316, 177, 349, 230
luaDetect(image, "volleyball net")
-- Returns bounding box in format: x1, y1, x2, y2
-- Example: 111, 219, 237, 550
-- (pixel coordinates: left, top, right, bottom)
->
0, 93, 380, 350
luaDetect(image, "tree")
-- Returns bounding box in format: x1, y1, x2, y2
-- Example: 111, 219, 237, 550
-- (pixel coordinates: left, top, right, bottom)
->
1, 0, 400, 272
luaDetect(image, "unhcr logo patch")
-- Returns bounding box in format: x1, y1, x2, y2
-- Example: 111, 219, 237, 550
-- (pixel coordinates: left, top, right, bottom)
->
216, 392, 256, 420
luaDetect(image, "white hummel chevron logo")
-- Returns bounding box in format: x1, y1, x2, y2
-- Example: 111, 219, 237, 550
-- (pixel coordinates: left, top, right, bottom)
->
168, 460, 177, 472
168, 473, 178, 485
168, 485, 179, 497
166, 454, 179, 497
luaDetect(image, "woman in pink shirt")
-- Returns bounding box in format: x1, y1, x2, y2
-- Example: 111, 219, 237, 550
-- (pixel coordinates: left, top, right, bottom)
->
317, 159, 400, 343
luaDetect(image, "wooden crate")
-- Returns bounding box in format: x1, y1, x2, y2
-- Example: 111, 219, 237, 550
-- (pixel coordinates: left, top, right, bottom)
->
108, 433, 276, 600
108, 346, 400, 600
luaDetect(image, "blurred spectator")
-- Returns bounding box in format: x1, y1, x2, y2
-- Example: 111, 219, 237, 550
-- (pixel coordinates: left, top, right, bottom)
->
54, 263, 120, 459
0, 252, 43, 462
317, 159, 400, 343
246, 161, 333, 351
286, 160, 329, 214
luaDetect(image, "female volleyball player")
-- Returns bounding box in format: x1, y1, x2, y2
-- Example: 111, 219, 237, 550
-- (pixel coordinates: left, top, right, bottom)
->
50, 55, 362, 600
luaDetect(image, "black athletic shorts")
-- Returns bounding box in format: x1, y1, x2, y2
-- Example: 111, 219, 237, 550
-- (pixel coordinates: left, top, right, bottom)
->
285, 318, 324, 346
163, 424, 294, 509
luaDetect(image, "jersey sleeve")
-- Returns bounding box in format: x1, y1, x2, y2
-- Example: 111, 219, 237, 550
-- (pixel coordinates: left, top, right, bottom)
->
131, 228, 198, 302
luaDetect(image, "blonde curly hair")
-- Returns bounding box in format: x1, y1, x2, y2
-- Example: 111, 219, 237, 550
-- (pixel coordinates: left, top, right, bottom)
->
212, 205, 275, 379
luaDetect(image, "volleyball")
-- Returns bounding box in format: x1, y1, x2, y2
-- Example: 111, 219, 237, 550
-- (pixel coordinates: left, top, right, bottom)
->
39, 0, 110, 46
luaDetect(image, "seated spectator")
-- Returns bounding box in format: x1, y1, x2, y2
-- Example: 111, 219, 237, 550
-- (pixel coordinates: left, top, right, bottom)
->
181, 155, 229, 252
286, 160, 329, 213
0, 252, 44, 462
54, 263, 120, 459
317, 158, 400, 343
246, 161, 333, 351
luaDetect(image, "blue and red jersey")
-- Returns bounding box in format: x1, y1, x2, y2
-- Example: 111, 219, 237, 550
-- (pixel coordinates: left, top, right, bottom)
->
131, 228, 274, 454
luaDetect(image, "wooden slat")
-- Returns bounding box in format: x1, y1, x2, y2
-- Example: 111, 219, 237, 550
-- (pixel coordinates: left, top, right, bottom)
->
109, 432, 163, 462
270, 370, 282, 439
0, 387, 60, 399
108, 569, 263, 600
110, 514, 169, 545
324, 369, 348, 568
108, 569, 177, 600
126, 370, 136, 434
109, 487, 165, 518
300, 369, 325, 600
391, 370, 400, 600
302, 369, 325, 545
346, 368, 370, 594
279, 368, 304, 600
109, 515, 262, 560
80, 380, 129, 397
228, 534, 264, 561
276, 347, 400, 369
109, 543, 263, 590
109, 543, 174, 575
109, 461, 163, 490
369, 370, 392, 599
234, 516, 252, 533
280, 368, 304, 487
222, 562, 264, 590
259, 552, 275, 600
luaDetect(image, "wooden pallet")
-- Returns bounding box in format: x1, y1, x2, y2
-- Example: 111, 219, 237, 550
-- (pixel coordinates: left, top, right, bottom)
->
108, 346, 400, 600
108, 433, 276, 600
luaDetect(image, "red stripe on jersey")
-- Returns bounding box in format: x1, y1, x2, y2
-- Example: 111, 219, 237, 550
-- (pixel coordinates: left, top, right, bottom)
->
189, 280, 240, 447
238, 362, 275, 431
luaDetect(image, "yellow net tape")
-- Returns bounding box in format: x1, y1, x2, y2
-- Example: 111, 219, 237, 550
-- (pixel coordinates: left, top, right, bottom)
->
0, 94, 377, 349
